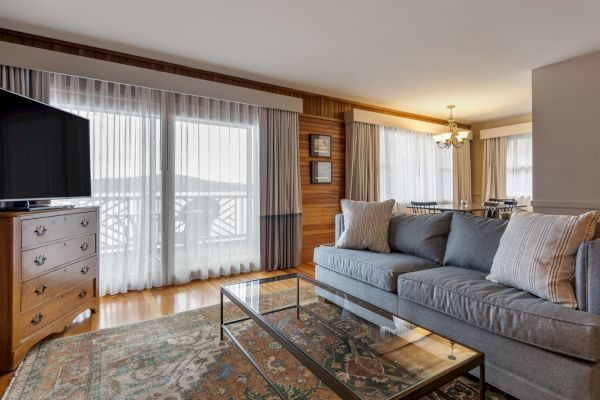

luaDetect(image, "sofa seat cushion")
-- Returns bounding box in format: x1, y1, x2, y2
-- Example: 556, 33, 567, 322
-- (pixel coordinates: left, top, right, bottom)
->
397, 267, 600, 361
314, 246, 439, 292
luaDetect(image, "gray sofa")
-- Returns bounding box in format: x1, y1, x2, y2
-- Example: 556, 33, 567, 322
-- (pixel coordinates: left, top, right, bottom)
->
313, 212, 600, 400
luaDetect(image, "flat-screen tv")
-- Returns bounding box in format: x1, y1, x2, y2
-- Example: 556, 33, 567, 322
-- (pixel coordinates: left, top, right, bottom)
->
0, 88, 91, 205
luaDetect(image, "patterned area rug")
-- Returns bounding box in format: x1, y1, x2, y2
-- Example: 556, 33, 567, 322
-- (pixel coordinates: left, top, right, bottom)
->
3, 294, 508, 400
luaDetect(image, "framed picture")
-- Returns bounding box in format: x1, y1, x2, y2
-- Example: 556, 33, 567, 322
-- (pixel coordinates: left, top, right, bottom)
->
310, 134, 332, 157
310, 161, 332, 184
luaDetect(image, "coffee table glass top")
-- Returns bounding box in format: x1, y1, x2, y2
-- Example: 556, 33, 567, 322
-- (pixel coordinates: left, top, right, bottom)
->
221, 274, 484, 400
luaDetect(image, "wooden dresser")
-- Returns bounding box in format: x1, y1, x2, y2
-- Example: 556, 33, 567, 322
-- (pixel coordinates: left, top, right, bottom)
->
0, 207, 99, 371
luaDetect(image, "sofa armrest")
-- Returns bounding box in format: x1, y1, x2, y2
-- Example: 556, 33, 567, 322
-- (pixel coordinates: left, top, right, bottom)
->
335, 213, 345, 243
576, 238, 600, 314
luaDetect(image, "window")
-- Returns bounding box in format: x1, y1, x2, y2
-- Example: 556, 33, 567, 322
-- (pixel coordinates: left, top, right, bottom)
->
379, 126, 453, 210
50, 74, 260, 295
506, 133, 532, 204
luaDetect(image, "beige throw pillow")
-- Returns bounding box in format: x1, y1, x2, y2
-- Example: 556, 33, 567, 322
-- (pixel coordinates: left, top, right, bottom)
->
336, 199, 395, 253
486, 209, 598, 308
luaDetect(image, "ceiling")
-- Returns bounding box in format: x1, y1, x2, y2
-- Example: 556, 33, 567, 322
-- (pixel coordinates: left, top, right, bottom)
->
1, 0, 600, 123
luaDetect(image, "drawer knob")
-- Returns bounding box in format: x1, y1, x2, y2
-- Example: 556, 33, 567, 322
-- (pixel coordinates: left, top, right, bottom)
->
78, 289, 88, 299
31, 313, 44, 325
81, 265, 91, 275
34, 226, 47, 237
34, 283, 48, 295
80, 242, 89, 251
81, 218, 90, 228
34, 255, 47, 266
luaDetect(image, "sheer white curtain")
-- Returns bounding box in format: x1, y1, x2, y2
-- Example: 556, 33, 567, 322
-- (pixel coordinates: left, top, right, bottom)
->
380, 126, 453, 211
50, 74, 163, 296
50, 73, 261, 295
506, 133, 533, 205
168, 94, 260, 283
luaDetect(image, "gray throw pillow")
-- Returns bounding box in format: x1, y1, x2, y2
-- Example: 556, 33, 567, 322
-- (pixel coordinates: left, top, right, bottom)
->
487, 209, 599, 308
336, 199, 395, 253
444, 213, 508, 272
388, 212, 452, 263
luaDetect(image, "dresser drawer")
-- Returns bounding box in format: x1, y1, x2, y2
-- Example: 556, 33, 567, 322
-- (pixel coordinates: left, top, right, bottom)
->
20, 257, 98, 311
21, 211, 97, 248
19, 280, 95, 339
21, 234, 96, 281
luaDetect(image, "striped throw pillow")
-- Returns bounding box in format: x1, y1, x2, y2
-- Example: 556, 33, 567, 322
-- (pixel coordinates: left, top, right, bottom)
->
486, 209, 598, 308
336, 199, 395, 253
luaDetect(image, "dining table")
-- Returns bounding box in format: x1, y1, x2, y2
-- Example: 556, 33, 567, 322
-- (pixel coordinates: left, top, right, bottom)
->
432, 203, 526, 213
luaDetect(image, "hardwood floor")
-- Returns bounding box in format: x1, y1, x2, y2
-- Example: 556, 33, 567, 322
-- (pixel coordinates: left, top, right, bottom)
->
0, 263, 316, 397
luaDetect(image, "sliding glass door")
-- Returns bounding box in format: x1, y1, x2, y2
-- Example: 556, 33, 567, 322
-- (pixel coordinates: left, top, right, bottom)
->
168, 94, 260, 282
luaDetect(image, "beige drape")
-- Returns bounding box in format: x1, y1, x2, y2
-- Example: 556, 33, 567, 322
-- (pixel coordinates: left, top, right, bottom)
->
482, 137, 507, 201
346, 121, 380, 201
260, 108, 302, 270
453, 142, 472, 204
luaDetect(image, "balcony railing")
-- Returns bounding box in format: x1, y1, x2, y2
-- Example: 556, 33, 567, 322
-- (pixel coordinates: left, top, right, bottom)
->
62, 192, 256, 255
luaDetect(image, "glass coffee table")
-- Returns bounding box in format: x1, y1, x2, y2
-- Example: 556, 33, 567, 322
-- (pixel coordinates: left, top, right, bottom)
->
221, 273, 485, 400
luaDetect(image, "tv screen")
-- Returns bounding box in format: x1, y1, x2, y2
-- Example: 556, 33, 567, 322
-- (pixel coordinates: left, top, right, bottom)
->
0, 88, 91, 202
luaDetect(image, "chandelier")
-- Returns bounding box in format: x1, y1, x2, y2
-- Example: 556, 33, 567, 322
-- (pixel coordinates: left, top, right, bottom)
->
433, 105, 470, 149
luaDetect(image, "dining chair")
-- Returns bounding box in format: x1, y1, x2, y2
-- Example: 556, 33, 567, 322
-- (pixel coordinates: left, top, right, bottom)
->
409, 201, 438, 214
502, 199, 518, 212
489, 198, 518, 212
483, 201, 501, 218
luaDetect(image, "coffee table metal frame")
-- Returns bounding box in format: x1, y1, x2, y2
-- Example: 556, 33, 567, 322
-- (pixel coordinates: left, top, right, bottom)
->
220, 273, 485, 400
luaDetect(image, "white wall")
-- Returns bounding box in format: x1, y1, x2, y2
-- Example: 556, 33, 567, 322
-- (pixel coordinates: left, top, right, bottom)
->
532, 51, 600, 214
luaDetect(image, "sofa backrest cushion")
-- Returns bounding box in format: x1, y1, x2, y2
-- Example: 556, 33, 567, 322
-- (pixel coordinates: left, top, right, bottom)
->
388, 212, 452, 263
443, 213, 508, 272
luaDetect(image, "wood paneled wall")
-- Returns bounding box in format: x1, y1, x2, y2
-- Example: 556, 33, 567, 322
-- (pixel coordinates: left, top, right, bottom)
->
299, 116, 345, 262
0, 28, 467, 263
